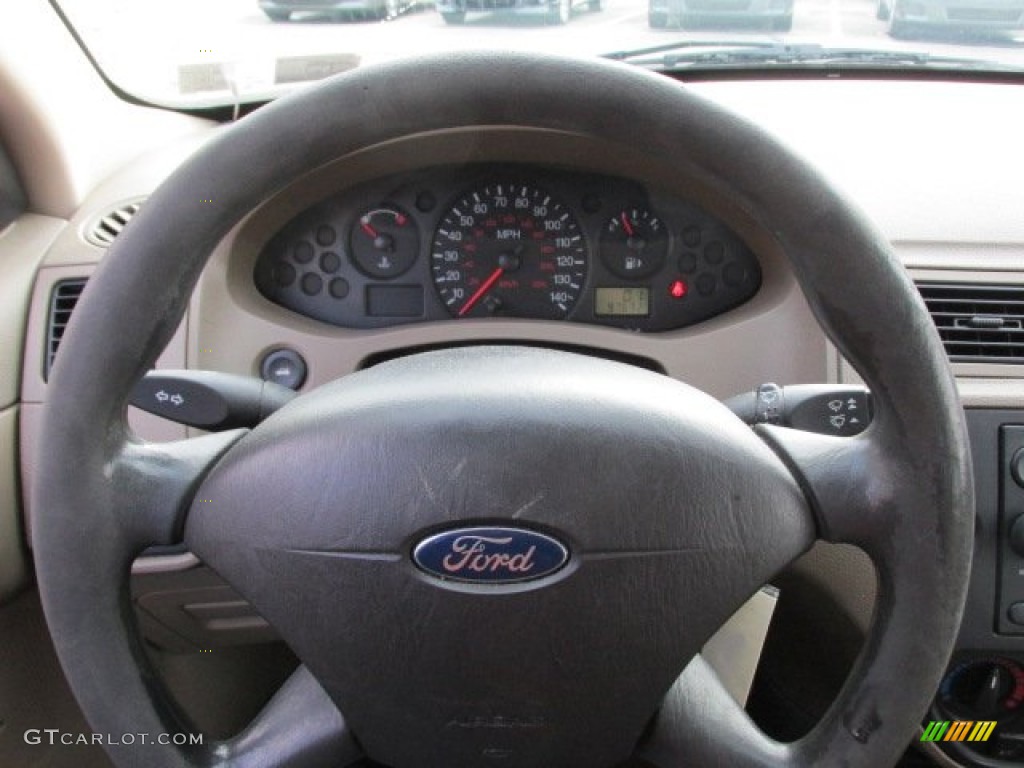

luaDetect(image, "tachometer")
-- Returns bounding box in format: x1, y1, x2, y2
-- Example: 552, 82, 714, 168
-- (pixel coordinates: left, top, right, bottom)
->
431, 184, 586, 319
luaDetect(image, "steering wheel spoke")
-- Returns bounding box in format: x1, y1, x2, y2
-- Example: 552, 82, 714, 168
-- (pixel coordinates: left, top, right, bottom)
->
640, 648, 929, 768
639, 654, 789, 768
753, 425, 889, 547
213, 665, 363, 768
117, 430, 248, 548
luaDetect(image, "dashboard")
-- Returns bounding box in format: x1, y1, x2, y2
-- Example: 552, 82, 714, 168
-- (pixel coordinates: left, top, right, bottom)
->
253, 164, 761, 331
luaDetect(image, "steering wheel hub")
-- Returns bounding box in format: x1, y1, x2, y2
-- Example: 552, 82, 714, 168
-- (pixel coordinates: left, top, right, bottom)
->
184, 346, 812, 768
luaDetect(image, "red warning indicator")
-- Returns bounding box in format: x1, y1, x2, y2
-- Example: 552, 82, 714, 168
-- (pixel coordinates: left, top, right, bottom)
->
669, 279, 688, 299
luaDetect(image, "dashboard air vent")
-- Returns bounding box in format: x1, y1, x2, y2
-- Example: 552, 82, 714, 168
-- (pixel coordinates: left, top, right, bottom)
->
45, 278, 88, 380
917, 282, 1024, 364
84, 199, 143, 247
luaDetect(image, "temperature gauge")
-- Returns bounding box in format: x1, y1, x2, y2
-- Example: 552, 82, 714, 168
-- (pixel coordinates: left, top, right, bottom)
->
349, 205, 420, 279
600, 208, 668, 279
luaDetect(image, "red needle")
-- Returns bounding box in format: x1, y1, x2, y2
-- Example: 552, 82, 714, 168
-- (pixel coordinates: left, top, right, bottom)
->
360, 217, 378, 238
458, 267, 504, 317
620, 212, 635, 237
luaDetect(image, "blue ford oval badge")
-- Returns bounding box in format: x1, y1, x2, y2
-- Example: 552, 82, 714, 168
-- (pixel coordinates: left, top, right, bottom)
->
413, 526, 569, 584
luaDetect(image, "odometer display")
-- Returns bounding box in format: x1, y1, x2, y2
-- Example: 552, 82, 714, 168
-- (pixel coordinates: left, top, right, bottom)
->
594, 287, 650, 317
431, 184, 587, 319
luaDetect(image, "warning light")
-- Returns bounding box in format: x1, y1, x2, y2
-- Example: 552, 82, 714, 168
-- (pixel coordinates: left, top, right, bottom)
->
669, 279, 688, 299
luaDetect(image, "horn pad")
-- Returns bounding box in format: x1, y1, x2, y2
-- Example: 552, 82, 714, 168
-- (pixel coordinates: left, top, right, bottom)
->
185, 346, 813, 768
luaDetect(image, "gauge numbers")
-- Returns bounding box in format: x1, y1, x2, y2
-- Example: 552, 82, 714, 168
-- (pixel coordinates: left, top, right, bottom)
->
431, 184, 587, 319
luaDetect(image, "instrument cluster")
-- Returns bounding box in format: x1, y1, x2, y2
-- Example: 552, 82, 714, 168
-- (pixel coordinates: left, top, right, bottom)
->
253, 164, 761, 332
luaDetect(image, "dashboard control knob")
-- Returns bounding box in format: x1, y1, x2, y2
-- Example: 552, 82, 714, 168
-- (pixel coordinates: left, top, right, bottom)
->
1012, 448, 1024, 489
1009, 515, 1024, 559
939, 658, 1024, 719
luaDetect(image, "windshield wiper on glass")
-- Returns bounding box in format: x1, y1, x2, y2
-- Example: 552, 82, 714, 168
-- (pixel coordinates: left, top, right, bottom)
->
604, 41, 1022, 73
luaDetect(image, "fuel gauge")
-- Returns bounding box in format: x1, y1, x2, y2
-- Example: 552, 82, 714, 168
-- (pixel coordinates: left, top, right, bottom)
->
349, 205, 420, 279
600, 208, 668, 279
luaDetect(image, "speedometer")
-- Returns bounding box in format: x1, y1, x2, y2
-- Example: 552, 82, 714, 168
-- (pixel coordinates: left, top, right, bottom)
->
431, 184, 587, 319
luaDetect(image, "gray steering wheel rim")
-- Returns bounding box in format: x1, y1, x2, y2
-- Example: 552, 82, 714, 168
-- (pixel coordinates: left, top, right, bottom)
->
33, 51, 973, 768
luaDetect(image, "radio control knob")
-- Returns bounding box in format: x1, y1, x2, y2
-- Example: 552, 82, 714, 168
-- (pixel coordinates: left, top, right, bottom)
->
1013, 448, 1024, 489
1011, 516, 1024, 559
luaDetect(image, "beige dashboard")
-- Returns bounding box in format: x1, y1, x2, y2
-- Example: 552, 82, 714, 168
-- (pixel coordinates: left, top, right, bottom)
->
4, 77, 1024, 619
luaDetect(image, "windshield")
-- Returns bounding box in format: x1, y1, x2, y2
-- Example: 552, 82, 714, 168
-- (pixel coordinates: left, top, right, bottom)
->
55, 0, 1024, 108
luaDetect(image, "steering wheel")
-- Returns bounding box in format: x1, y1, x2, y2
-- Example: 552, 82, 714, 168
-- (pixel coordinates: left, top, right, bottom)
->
33, 52, 973, 768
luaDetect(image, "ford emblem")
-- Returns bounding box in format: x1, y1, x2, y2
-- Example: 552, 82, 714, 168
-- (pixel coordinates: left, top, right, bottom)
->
413, 526, 569, 584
